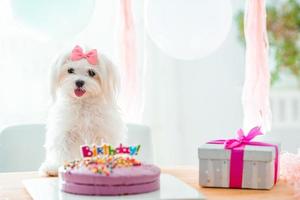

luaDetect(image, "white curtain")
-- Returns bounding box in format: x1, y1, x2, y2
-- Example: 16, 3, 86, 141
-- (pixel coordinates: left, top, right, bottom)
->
0, 0, 54, 125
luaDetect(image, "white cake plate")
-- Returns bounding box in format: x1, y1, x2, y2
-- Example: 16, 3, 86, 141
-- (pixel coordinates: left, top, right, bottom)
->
23, 174, 205, 200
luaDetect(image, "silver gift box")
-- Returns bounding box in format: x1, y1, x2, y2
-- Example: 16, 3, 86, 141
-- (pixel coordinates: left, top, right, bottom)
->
198, 143, 279, 189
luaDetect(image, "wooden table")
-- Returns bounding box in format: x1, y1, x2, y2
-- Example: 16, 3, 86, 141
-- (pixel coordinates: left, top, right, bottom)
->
0, 166, 296, 200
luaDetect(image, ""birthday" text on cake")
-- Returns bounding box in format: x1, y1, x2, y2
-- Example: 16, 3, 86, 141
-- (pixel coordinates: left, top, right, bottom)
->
81, 144, 141, 157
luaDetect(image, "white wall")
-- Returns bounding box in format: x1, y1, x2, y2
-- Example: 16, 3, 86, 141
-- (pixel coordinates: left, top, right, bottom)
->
178, 17, 246, 165
143, 0, 249, 165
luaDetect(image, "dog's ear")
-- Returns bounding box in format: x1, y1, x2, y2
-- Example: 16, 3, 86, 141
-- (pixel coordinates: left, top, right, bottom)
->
99, 54, 120, 104
49, 52, 70, 102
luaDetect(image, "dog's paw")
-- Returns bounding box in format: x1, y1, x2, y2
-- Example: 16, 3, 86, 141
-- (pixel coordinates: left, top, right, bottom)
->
39, 162, 59, 177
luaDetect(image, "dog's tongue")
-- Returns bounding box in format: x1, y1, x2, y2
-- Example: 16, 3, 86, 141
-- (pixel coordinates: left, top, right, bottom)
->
74, 88, 86, 97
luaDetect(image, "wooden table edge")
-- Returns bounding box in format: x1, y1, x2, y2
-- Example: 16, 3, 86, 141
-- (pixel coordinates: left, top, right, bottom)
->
0, 166, 296, 200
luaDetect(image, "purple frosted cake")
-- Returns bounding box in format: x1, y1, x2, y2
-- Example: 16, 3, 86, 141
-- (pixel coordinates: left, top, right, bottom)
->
59, 144, 160, 196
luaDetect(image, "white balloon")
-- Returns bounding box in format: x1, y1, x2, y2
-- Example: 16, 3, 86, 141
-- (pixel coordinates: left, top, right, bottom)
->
145, 0, 232, 60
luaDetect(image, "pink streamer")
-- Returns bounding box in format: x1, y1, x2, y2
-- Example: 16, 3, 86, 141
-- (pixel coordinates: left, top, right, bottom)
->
120, 0, 141, 122
242, 0, 271, 132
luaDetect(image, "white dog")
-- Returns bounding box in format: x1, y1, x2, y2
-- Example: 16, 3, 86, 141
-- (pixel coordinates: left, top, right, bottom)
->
39, 45, 125, 176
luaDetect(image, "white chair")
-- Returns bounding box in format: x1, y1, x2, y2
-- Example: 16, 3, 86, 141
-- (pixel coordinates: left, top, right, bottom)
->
0, 124, 46, 172
126, 124, 153, 164
0, 123, 153, 172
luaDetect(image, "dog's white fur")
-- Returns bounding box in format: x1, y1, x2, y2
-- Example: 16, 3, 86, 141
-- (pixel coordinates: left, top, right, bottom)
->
39, 47, 125, 176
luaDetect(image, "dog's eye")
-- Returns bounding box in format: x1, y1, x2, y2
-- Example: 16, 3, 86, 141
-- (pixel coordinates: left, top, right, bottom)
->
88, 69, 96, 77
68, 68, 74, 74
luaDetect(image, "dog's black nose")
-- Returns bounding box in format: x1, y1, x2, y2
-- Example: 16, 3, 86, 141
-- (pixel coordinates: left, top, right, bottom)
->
75, 80, 85, 87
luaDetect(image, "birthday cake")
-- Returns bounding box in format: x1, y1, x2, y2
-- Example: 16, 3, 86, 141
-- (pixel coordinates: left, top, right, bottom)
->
59, 144, 160, 196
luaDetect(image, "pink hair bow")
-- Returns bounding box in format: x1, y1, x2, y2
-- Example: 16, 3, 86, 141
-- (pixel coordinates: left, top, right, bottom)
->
70, 45, 99, 65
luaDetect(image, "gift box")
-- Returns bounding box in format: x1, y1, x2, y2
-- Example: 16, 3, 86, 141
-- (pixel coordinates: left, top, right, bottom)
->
198, 127, 279, 189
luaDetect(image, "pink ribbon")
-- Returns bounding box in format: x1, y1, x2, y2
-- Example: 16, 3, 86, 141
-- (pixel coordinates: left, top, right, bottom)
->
208, 127, 278, 188
70, 45, 99, 65
119, 0, 142, 122
242, 0, 271, 132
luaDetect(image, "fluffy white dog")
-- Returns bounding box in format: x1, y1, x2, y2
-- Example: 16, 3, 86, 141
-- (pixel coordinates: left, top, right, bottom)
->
39, 45, 125, 176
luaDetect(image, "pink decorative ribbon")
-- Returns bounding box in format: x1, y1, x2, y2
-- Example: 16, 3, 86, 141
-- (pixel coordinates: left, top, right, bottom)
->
242, 0, 271, 132
119, 0, 142, 122
70, 45, 99, 65
208, 127, 278, 188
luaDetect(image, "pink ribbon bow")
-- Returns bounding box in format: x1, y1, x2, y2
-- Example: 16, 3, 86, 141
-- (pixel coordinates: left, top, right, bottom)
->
224, 127, 263, 149
208, 127, 278, 188
70, 45, 99, 65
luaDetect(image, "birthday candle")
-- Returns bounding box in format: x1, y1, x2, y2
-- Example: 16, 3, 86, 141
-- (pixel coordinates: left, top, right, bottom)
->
97, 146, 103, 155
93, 145, 98, 156
109, 146, 116, 155
103, 144, 109, 155
136, 145, 141, 155
81, 145, 93, 157
116, 144, 124, 153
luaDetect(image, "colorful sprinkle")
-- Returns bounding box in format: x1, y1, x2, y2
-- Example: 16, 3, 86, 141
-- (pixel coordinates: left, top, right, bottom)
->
64, 155, 141, 176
